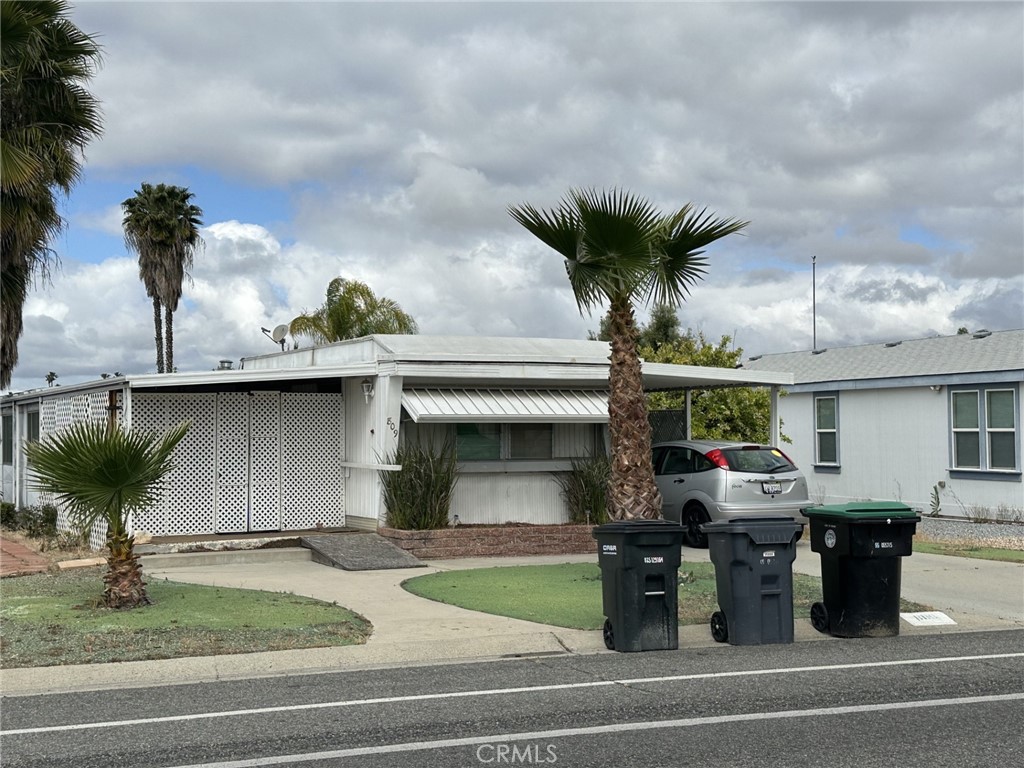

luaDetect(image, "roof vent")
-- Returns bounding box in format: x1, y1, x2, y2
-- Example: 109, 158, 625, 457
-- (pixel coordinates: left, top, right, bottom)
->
884, 341, 902, 348
812, 348, 828, 355
972, 329, 992, 339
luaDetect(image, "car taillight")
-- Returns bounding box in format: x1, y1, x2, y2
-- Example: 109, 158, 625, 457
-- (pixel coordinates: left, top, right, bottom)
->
705, 449, 730, 469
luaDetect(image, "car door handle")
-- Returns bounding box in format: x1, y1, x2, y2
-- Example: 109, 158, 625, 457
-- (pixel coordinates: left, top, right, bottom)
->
673, 478, 686, 484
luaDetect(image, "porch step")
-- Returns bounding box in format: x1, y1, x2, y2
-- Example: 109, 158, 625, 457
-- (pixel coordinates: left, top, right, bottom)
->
300, 533, 427, 571
140, 547, 311, 570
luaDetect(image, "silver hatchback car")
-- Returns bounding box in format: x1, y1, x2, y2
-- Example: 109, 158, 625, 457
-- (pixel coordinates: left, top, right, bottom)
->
652, 439, 811, 548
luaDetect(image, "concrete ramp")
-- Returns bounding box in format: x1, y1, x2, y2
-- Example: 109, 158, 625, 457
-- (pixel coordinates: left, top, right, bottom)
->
300, 533, 426, 571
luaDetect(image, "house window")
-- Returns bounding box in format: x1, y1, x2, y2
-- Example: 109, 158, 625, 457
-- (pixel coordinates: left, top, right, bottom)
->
951, 387, 1019, 471
26, 411, 39, 445
456, 423, 553, 461
815, 395, 838, 465
508, 424, 553, 460
2, 413, 12, 464
456, 424, 500, 461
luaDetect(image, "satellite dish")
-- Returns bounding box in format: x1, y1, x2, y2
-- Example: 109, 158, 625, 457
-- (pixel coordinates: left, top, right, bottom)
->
271, 324, 289, 343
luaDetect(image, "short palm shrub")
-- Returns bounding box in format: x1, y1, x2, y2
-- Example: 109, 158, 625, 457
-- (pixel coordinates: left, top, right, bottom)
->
556, 453, 611, 525
26, 420, 189, 609
379, 442, 458, 530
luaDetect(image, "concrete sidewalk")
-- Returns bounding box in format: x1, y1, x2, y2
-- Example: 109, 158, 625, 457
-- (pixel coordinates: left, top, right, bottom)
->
1, 540, 1021, 697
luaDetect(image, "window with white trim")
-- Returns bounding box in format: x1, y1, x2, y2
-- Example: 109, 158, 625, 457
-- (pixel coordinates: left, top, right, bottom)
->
815, 395, 839, 465
456, 423, 554, 461
951, 387, 1019, 471
2, 413, 12, 464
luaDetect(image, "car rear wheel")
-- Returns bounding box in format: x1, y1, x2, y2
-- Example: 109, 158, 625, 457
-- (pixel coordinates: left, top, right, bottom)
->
683, 504, 710, 548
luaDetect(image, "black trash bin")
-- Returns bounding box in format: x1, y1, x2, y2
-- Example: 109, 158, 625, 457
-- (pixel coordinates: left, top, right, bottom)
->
701, 516, 804, 645
804, 502, 920, 638
593, 520, 685, 652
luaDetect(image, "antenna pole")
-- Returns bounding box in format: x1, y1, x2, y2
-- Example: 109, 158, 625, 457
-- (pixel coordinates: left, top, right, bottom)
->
812, 255, 817, 351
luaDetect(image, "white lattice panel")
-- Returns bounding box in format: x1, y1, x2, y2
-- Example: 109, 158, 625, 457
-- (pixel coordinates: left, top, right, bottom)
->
131, 394, 217, 536
41, 399, 58, 437
281, 393, 344, 529
216, 393, 249, 533
249, 392, 281, 532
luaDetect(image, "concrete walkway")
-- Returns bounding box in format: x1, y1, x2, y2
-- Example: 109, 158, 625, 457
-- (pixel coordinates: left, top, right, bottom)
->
1, 539, 1021, 697
0, 536, 50, 578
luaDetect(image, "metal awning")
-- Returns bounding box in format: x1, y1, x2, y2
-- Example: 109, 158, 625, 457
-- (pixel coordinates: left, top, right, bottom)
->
401, 388, 610, 423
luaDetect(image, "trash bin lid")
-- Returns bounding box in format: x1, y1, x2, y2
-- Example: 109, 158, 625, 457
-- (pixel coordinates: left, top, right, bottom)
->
701, 516, 803, 533
593, 519, 685, 534
803, 502, 918, 519
701, 516, 803, 543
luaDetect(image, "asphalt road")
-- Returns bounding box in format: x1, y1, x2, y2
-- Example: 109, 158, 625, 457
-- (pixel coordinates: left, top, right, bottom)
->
2, 629, 1022, 768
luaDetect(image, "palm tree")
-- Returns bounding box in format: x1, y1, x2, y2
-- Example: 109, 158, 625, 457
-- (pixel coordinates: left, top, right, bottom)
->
290, 277, 418, 345
45, 371, 58, 387
0, 0, 103, 389
510, 188, 748, 520
122, 183, 204, 373
26, 420, 190, 609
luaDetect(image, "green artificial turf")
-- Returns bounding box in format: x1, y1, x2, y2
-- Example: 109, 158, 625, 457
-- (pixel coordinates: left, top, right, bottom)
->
402, 561, 927, 630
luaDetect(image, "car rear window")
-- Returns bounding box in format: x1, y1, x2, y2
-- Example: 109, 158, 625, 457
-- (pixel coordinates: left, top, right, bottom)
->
721, 447, 796, 474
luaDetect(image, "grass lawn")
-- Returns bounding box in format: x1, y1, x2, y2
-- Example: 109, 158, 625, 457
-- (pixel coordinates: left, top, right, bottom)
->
911, 538, 1024, 563
402, 562, 930, 630
0, 567, 371, 668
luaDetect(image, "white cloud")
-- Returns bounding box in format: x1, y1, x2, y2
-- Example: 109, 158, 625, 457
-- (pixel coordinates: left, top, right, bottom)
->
6, 1, 1022, 392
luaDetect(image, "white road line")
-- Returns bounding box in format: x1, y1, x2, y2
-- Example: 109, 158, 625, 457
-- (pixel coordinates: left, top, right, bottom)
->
3, 652, 1022, 737
163, 693, 1024, 768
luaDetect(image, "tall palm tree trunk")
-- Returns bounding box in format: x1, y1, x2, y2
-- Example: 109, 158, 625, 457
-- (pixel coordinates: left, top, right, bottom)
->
164, 305, 174, 374
606, 298, 662, 520
152, 297, 164, 373
1, 260, 30, 388
104, 529, 149, 608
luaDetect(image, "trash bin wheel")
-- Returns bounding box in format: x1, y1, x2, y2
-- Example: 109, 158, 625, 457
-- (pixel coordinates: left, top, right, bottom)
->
710, 610, 729, 643
602, 618, 615, 650
810, 602, 829, 634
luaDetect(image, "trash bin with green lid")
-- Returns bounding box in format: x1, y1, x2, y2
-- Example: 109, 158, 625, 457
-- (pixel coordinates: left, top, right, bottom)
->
804, 502, 920, 638
701, 516, 804, 645
593, 520, 685, 652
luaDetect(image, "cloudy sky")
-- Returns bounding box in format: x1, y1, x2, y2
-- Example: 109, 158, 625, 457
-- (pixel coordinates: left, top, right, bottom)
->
11, 0, 1023, 393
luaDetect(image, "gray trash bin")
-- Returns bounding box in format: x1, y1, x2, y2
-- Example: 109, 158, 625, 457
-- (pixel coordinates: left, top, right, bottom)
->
593, 520, 685, 652
701, 516, 804, 645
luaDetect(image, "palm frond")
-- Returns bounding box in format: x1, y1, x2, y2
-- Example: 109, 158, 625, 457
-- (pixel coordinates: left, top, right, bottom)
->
26, 420, 190, 536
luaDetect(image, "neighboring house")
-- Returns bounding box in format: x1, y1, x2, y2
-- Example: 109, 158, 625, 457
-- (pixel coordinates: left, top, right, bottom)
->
741, 329, 1024, 518
1, 335, 792, 541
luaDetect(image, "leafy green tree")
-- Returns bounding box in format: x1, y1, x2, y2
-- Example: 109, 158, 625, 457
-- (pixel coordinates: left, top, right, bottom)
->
122, 183, 204, 373
290, 277, 418, 344
644, 331, 784, 444
1, 0, 103, 388
510, 188, 748, 520
26, 420, 189, 609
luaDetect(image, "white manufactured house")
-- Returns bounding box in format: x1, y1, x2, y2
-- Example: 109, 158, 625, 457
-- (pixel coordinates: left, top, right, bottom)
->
2, 335, 792, 538
742, 329, 1023, 517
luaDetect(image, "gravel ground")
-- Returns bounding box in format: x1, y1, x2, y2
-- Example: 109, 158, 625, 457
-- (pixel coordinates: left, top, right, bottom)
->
918, 516, 1024, 550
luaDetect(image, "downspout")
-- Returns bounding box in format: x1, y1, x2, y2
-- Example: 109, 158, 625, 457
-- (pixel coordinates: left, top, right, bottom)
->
685, 389, 692, 440
770, 385, 780, 447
